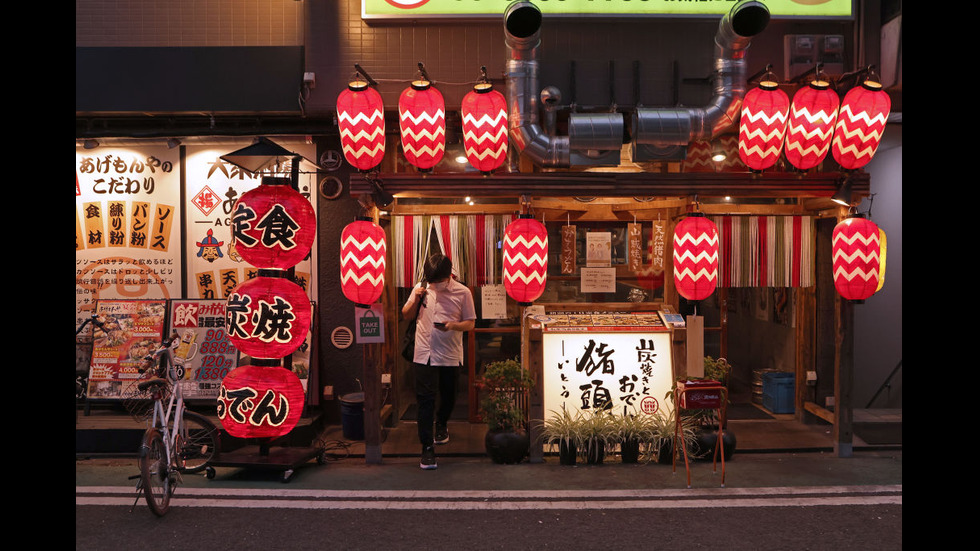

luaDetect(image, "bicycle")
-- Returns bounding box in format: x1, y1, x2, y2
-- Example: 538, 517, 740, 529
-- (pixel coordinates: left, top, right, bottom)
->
75, 313, 110, 403
131, 331, 220, 516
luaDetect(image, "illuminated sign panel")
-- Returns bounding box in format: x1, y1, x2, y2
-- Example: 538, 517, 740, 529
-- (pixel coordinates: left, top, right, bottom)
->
363, 0, 853, 19
542, 329, 673, 420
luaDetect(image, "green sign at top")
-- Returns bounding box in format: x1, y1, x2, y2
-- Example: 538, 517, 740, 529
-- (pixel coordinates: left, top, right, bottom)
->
363, 0, 853, 19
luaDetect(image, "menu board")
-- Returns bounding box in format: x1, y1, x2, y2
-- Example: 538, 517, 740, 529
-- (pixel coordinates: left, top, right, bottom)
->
87, 299, 168, 400
169, 299, 239, 400
541, 310, 668, 332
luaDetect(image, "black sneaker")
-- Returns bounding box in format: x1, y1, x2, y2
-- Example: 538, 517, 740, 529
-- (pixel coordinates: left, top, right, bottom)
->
420, 446, 437, 470
434, 424, 449, 445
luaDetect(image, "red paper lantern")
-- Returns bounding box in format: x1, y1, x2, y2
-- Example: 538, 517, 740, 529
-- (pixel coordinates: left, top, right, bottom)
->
217, 363, 305, 440
673, 214, 719, 301
738, 80, 790, 171
225, 275, 312, 359
832, 78, 891, 170
784, 79, 840, 171
502, 215, 548, 305
832, 215, 881, 301
340, 218, 386, 308
398, 81, 446, 171
337, 80, 386, 171
461, 83, 508, 174
231, 178, 316, 270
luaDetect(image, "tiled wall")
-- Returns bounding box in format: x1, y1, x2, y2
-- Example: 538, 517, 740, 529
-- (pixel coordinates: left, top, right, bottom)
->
75, 0, 304, 47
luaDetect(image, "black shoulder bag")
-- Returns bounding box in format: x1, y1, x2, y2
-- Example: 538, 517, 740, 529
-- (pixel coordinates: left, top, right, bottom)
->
401, 283, 426, 362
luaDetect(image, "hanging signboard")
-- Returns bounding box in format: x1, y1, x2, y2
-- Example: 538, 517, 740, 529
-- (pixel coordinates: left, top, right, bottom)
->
169, 299, 240, 400
560, 225, 577, 274
355, 304, 386, 344
86, 299, 168, 400
541, 320, 673, 420
627, 223, 643, 272
362, 0, 853, 19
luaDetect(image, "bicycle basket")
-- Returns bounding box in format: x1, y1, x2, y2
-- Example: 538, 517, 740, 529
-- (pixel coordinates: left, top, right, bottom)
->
122, 371, 172, 423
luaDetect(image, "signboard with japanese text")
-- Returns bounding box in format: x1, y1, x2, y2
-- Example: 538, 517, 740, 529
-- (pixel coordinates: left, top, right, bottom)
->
542, 314, 673, 420
76, 147, 181, 330
169, 299, 240, 400
183, 143, 319, 302
86, 299, 168, 400
362, 0, 853, 19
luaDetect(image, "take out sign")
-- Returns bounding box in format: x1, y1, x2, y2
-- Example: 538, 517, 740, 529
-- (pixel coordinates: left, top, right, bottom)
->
363, 0, 852, 19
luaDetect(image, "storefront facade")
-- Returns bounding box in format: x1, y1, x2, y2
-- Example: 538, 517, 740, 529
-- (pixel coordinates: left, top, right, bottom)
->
76, 0, 902, 460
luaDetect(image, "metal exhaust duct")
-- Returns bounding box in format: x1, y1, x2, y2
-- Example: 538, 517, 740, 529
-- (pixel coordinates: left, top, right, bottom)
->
502, 0, 770, 168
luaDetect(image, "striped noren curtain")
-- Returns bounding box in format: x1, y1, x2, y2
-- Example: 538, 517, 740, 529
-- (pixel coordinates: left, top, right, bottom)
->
392, 214, 515, 287
711, 215, 814, 287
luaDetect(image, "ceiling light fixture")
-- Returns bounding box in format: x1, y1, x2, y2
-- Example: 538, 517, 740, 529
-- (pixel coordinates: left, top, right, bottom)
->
830, 178, 853, 207
167, 138, 182, 149
83, 139, 99, 150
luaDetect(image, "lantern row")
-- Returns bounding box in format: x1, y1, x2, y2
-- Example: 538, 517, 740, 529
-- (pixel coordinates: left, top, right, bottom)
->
218, 177, 315, 440
337, 79, 508, 175
738, 71, 891, 173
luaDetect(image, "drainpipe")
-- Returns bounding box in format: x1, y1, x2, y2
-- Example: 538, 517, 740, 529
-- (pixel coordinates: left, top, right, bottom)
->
503, 0, 771, 167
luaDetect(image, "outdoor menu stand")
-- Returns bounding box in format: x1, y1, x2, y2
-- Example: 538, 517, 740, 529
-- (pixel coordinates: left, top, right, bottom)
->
673, 380, 728, 488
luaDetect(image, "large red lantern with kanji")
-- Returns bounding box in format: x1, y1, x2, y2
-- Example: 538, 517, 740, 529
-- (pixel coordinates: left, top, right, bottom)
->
832, 215, 881, 301
502, 215, 548, 306
461, 82, 508, 174
340, 217, 386, 308
337, 80, 386, 171
398, 81, 445, 171
217, 362, 306, 440
784, 79, 840, 171
832, 78, 891, 170
225, 275, 312, 359
673, 214, 719, 301
231, 177, 316, 270
738, 79, 790, 171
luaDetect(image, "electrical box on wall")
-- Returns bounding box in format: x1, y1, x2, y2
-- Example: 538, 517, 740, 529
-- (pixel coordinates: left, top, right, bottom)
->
784, 34, 845, 79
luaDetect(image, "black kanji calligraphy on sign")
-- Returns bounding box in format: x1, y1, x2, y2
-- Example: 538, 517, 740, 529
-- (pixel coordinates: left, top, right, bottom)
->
250, 297, 296, 343
576, 339, 615, 377
256, 204, 301, 250
231, 202, 259, 247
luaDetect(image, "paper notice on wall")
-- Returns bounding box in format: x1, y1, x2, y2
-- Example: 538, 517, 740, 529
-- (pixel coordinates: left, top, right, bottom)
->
481, 284, 507, 319
586, 232, 611, 267
581, 267, 616, 293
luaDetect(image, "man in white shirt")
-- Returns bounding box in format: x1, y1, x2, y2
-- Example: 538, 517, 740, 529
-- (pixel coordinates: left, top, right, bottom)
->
401, 254, 476, 470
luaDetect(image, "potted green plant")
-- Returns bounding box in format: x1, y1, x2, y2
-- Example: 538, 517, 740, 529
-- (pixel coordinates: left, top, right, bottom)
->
611, 409, 657, 464
479, 358, 533, 464
538, 407, 585, 466
648, 407, 698, 465
579, 409, 617, 465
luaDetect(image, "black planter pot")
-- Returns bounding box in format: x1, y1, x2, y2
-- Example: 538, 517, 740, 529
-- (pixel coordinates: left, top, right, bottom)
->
485, 430, 530, 464
620, 438, 641, 464
694, 426, 737, 461
657, 439, 675, 465
558, 439, 577, 466
584, 438, 605, 465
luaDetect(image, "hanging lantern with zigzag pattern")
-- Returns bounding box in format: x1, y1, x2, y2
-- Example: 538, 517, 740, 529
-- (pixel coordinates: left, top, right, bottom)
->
398, 78, 446, 171
784, 74, 839, 171
832, 214, 881, 302
337, 79, 386, 171
832, 70, 891, 170
340, 217, 386, 308
672, 213, 719, 301
461, 78, 508, 174
502, 215, 548, 306
738, 69, 790, 172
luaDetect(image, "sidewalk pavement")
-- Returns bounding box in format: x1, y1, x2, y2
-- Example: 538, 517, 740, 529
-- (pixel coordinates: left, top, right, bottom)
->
75, 448, 902, 493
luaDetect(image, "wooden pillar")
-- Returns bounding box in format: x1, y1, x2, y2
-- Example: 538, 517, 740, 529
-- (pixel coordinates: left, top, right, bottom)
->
526, 320, 544, 464
362, 342, 383, 463
834, 296, 854, 457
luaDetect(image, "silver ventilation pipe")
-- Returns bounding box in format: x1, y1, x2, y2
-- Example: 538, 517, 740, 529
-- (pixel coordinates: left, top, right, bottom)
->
503, 0, 770, 168
632, 0, 771, 161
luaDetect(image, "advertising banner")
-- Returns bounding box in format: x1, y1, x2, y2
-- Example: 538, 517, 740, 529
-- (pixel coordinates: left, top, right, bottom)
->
87, 299, 168, 400
75, 146, 181, 330
169, 299, 240, 400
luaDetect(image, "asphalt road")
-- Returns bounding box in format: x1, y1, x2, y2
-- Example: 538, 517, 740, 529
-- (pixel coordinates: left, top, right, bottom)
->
76, 451, 902, 550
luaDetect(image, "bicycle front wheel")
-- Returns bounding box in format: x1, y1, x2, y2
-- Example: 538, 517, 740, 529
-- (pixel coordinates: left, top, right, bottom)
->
140, 428, 172, 517
179, 411, 219, 473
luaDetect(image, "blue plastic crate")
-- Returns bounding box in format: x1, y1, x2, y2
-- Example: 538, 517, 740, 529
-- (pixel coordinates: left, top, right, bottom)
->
762, 372, 795, 414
